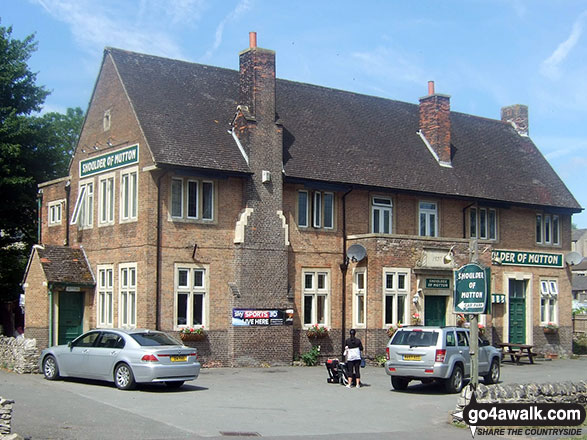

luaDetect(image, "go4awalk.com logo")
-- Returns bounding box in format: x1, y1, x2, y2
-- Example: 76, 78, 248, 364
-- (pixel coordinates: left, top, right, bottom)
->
454, 387, 586, 438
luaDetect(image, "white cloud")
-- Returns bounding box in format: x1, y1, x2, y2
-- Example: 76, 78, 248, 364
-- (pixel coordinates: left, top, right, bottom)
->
350, 46, 426, 86
201, 0, 252, 61
33, 0, 206, 60
541, 10, 587, 79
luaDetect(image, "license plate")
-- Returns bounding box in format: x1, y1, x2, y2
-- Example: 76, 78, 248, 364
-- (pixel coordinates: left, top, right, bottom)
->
403, 354, 421, 361
170, 355, 187, 362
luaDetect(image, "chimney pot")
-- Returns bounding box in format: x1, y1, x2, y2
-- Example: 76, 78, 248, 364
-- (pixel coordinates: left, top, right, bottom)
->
428, 81, 435, 95
249, 32, 257, 49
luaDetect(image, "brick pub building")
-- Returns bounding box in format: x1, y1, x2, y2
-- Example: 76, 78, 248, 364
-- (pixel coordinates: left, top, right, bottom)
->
22, 33, 582, 366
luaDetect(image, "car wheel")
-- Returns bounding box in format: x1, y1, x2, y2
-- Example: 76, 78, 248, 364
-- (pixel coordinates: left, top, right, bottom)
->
114, 363, 136, 390
483, 359, 500, 385
43, 355, 60, 380
165, 381, 184, 389
445, 365, 464, 393
391, 377, 410, 390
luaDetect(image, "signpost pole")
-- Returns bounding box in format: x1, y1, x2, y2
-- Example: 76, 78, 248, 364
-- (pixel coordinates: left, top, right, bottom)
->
469, 239, 479, 388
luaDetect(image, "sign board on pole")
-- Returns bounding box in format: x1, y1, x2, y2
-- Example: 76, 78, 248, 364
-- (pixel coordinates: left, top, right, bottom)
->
454, 263, 488, 314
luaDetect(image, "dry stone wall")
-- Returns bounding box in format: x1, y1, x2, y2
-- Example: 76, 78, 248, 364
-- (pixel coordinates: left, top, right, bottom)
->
0, 397, 14, 436
0, 336, 40, 374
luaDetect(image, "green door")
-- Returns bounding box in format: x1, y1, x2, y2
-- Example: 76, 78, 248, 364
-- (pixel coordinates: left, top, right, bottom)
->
58, 292, 84, 345
424, 296, 446, 326
508, 279, 526, 344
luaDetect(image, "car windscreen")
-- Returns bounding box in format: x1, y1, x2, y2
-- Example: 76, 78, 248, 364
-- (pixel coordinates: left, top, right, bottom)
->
131, 332, 181, 346
391, 330, 438, 347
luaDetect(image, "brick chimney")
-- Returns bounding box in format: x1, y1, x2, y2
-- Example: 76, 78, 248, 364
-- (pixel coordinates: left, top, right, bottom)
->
239, 31, 276, 123
231, 33, 291, 367
419, 81, 452, 166
501, 104, 528, 136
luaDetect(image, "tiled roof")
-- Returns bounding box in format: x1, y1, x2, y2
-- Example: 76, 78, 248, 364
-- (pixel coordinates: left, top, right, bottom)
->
37, 245, 95, 286
108, 48, 581, 211
573, 229, 587, 241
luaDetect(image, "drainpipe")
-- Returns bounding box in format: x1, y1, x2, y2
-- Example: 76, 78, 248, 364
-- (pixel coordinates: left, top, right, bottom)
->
340, 188, 353, 356
155, 170, 167, 331
65, 181, 71, 246
37, 190, 43, 244
48, 286, 54, 347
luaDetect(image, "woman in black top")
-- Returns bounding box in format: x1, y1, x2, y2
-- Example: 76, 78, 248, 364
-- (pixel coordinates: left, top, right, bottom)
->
344, 329, 363, 388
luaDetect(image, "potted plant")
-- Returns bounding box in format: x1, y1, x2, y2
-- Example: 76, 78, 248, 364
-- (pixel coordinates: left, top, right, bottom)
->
478, 323, 485, 337
180, 326, 206, 341
411, 313, 421, 326
306, 324, 329, 339
543, 322, 558, 334
456, 314, 466, 327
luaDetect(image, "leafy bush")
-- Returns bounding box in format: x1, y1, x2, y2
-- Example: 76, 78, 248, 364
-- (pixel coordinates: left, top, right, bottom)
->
573, 334, 587, 355
300, 345, 320, 366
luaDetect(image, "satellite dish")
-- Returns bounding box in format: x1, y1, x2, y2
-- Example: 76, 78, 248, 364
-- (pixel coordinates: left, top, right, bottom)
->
347, 244, 367, 263
565, 252, 583, 266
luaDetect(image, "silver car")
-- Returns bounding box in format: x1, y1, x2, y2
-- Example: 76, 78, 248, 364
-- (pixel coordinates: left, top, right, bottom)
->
39, 329, 201, 390
385, 326, 501, 393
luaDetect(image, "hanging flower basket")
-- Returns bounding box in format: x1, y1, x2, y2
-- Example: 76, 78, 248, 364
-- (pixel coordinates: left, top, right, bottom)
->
179, 327, 206, 341
387, 323, 401, 338
411, 313, 421, 326
306, 324, 329, 339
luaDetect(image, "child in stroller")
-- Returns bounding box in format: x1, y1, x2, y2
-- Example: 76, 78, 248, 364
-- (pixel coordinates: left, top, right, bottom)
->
325, 358, 349, 385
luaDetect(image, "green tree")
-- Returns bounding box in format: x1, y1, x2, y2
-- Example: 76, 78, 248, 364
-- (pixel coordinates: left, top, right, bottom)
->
0, 24, 83, 302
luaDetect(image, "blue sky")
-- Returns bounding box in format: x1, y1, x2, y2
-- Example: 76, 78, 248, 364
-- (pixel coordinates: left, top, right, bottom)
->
3, 0, 587, 228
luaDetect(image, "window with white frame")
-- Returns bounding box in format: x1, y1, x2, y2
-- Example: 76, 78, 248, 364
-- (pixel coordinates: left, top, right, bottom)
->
99, 174, 115, 226
353, 268, 366, 327
536, 214, 559, 246
71, 180, 94, 228
175, 265, 208, 328
48, 200, 63, 226
372, 196, 393, 234
119, 263, 137, 328
383, 269, 409, 326
469, 207, 497, 240
120, 168, 138, 222
97, 265, 113, 327
170, 177, 214, 221
297, 190, 334, 230
540, 279, 558, 325
419, 201, 438, 237
302, 270, 330, 326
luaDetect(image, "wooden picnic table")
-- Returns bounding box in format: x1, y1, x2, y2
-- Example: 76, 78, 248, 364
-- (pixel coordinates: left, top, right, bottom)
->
498, 342, 536, 364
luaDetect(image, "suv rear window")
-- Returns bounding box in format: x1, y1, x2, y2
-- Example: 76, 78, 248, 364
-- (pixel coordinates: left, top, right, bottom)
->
391, 330, 439, 347
131, 332, 180, 346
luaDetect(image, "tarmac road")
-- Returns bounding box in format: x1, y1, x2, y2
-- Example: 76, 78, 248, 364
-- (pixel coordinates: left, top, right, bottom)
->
1, 357, 585, 440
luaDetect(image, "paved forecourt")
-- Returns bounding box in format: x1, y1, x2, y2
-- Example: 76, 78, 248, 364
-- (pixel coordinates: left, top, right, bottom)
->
1, 357, 586, 439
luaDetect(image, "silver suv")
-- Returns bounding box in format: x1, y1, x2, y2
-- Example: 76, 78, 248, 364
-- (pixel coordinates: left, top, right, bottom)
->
385, 326, 501, 393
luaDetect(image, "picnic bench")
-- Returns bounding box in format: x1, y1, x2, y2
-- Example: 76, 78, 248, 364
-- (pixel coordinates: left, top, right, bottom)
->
498, 343, 536, 364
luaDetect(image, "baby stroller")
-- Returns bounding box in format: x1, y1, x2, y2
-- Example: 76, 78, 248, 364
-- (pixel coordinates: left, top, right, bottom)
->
325, 358, 349, 385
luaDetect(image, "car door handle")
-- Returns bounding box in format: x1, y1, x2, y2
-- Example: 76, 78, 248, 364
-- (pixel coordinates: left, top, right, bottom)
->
82, 349, 89, 354
110, 351, 118, 356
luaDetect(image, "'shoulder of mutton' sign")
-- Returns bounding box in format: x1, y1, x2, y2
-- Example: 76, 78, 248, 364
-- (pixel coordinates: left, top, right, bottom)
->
426, 278, 450, 289
454, 263, 488, 314
80, 144, 139, 177
491, 250, 563, 268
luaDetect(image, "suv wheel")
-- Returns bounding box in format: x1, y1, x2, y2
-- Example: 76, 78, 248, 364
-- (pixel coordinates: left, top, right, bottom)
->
483, 359, 500, 385
444, 365, 464, 393
391, 377, 410, 390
